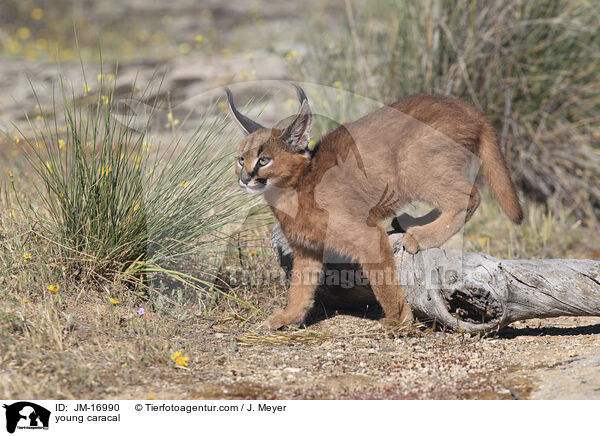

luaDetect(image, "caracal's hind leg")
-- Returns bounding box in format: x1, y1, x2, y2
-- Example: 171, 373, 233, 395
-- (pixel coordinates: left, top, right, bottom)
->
402, 179, 480, 254
340, 223, 412, 326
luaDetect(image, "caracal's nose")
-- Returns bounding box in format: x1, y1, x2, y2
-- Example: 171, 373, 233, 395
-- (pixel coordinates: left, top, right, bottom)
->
240, 172, 252, 184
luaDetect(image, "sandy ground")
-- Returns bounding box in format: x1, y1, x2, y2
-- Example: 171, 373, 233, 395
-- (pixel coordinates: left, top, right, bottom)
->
112, 314, 600, 400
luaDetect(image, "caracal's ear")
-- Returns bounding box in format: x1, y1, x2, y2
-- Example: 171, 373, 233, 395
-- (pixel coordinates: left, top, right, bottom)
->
279, 84, 312, 152
224, 87, 264, 135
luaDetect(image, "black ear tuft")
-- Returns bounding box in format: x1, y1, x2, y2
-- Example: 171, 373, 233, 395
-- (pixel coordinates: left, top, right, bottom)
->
279, 89, 312, 152
224, 87, 264, 135
293, 84, 308, 105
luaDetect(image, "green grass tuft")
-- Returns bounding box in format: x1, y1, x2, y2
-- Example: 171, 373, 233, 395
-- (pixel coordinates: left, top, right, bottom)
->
8, 66, 248, 287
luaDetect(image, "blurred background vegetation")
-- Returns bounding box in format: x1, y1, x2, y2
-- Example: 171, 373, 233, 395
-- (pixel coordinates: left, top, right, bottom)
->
0, 0, 320, 61
301, 0, 600, 226
3, 0, 596, 220
0, 0, 598, 292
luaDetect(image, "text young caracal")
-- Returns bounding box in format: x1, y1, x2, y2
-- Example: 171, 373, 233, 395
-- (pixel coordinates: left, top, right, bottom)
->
226, 85, 522, 329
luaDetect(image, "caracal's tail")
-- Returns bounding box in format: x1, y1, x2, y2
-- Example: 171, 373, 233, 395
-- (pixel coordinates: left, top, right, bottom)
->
478, 121, 523, 223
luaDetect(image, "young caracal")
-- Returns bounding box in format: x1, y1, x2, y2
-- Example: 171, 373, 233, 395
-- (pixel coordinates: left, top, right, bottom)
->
226, 85, 522, 329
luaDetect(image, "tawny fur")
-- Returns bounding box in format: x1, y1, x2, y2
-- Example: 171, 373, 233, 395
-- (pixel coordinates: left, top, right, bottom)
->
230, 91, 523, 330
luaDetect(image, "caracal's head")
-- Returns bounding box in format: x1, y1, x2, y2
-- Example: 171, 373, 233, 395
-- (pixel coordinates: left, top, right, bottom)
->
226, 85, 313, 195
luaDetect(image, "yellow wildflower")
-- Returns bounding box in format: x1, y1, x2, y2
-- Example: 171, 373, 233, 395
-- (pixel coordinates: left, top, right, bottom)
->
109, 298, 119, 305
13, 136, 20, 144
178, 43, 191, 55
47, 285, 60, 294
182, 181, 190, 188
31, 8, 44, 20
59, 49, 73, 61
23, 253, 32, 262
170, 351, 189, 367
194, 34, 204, 43
285, 50, 298, 60
26, 48, 37, 61
246, 52, 254, 60
248, 250, 258, 257
8, 169, 13, 178
133, 204, 140, 212
23, 299, 29, 304
166, 112, 179, 128
477, 237, 488, 245
332, 81, 343, 89
17, 27, 31, 40
150, 33, 162, 44
83, 84, 91, 95
7, 38, 22, 54
101, 95, 109, 105
121, 41, 133, 54
45, 161, 53, 173
58, 139, 66, 149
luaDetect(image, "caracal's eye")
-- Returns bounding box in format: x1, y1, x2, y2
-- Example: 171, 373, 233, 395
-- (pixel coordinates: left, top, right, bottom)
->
258, 157, 271, 166
237, 156, 244, 167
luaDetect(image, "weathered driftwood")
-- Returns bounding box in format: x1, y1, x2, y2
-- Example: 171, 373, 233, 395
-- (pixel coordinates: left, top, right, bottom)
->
271, 222, 600, 333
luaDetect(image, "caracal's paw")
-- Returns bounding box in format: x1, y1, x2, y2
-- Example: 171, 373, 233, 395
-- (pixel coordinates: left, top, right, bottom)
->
380, 316, 413, 331
264, 309, 287, 330
380, 304, 413, 329
402, 231, 420, 254
264, 309, 305, 330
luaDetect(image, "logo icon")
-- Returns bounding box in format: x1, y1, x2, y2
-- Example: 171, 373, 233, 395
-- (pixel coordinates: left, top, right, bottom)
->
3, 402, 50, 434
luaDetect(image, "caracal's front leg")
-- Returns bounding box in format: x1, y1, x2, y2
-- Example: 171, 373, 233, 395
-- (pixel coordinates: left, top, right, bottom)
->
265, 247, 323, 329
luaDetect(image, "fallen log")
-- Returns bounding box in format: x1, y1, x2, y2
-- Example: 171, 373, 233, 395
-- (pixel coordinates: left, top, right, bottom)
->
271, 222, 600, 333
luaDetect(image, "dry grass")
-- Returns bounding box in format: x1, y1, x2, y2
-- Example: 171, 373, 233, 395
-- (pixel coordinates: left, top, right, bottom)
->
463, 189, 598, 260
298, 0, 600, 225
2, 170, 598, 398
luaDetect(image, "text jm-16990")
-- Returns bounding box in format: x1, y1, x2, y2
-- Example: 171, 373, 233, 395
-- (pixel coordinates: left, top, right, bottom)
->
72, 403, 120, 412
